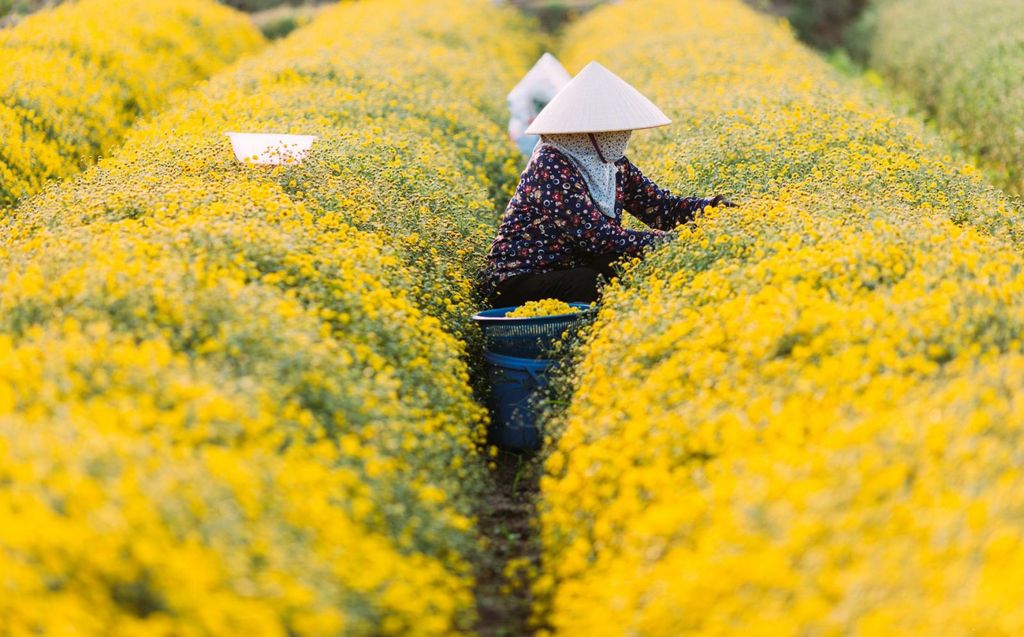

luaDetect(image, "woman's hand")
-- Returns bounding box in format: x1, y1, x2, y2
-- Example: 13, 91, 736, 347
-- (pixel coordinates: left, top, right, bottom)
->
708, 194, 737, 208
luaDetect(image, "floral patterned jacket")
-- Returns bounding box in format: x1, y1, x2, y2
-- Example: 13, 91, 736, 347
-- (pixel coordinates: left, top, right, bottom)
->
480, 144, 715, 299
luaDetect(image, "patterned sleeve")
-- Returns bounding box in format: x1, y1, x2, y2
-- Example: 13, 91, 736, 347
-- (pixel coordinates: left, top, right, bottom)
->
619, 158, 715, 231
539, 153, 665, 257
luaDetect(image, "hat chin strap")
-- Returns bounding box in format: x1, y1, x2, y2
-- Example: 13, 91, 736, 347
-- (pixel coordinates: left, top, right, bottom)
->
587, 133, 609, 164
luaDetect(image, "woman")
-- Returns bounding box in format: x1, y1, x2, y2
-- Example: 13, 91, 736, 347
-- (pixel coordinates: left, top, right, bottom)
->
481, 62, 734, 308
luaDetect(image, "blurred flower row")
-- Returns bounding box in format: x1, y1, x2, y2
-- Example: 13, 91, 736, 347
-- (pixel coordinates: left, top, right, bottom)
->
862, 0, 1024, 195
0, 0, 265, 208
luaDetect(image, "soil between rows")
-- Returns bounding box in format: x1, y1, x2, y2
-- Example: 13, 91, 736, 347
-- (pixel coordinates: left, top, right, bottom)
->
474, 449, 545, 637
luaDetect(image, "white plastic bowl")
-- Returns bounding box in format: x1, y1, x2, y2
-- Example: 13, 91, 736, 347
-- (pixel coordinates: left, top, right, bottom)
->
226, 132, 318, 165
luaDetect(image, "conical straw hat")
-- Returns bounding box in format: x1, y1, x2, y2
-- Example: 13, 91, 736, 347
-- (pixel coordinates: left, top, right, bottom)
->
508, 52, 572, 103
525, 61, 671, 135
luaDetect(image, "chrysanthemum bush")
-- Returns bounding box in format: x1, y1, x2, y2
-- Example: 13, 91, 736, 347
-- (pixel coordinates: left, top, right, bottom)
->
0, 0, 537, 633
0, 0, 264, 208
536, 0, 1024, 633
859, 0, 1024, 195
0, 205, 485, 633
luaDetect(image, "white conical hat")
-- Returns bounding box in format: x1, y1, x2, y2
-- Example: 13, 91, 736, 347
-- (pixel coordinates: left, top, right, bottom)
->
525, 61, 671, 135
507, 52, 572, 104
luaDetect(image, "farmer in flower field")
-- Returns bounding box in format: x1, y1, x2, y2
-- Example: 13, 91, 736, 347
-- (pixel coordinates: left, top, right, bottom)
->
481, 61, 734, 308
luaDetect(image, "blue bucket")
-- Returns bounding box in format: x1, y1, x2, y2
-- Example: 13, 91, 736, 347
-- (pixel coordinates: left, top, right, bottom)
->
484, 350, 554, 451
472, 303, 593, 359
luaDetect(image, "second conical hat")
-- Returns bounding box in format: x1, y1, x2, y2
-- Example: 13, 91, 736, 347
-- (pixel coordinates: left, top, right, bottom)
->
524, 61, 671, 135
508, 52, 572, 104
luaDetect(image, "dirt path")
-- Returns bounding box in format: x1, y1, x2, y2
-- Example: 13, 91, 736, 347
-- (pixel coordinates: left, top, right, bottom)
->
474, 450, 545, 637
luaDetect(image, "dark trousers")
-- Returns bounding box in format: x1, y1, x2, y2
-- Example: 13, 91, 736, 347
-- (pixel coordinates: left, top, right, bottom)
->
488, 253, 622, 308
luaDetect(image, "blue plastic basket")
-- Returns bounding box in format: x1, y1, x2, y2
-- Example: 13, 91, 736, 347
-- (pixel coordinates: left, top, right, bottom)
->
484, 350, 553, 451
472, 303, 593, 359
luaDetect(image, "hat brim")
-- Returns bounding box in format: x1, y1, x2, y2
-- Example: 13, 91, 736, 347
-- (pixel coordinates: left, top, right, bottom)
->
525, 119, 671, 135
523, 61, 672, 136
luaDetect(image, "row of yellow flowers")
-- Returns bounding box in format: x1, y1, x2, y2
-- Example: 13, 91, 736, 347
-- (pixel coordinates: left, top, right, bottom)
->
6, 0, 537, 338
537, 0, 1024, 634
0, 0, 264, 208
860, 0, 1024, 195
0, 1, 537, 633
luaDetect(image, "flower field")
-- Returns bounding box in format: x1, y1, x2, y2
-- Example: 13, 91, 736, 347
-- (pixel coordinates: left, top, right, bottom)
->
7, 0, 1024, 632
536, 0, 1024, 633
0, 0, 538, 633
0, 0, 264, 208
861, 0, 1024, 195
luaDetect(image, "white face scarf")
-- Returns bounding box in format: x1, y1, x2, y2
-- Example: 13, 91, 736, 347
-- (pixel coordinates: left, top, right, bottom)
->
539, 130, 632, 218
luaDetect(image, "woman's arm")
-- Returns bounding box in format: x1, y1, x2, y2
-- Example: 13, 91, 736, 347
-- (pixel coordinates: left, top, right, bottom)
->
559, 189, 665, 256
619, 158, 721, 231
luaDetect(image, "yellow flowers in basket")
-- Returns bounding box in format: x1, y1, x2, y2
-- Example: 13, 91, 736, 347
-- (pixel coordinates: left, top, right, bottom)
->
508, 299, 585, 319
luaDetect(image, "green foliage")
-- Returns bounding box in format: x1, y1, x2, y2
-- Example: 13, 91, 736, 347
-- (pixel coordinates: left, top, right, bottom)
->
1, 0, 58, 17
258, 12, 302, 38
221, 0, 305, 11
747, 0, 869, 49
0, 0, 329, 18
252, 3, 326, 39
